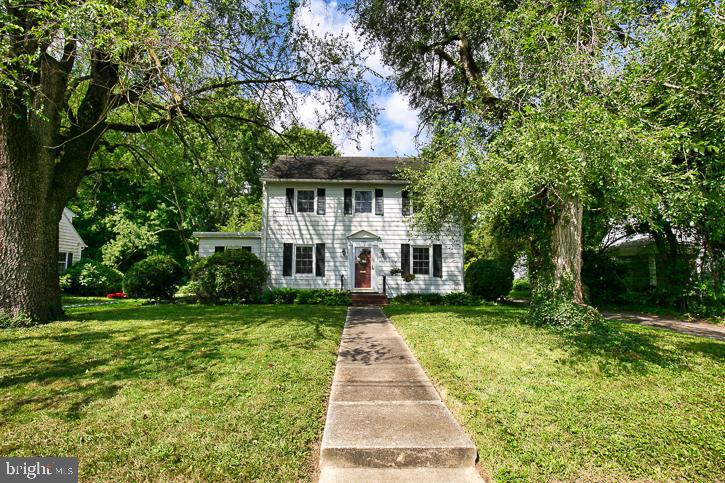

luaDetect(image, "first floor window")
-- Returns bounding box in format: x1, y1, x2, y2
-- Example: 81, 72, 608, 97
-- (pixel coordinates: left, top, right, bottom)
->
354, 190, 373, 214
214, 246, 225, 253
295, 245, 313, 274
297, 190, 315, 213
412, 246, 430, 275
57, 252, 71, 274
227, 246, 252, 252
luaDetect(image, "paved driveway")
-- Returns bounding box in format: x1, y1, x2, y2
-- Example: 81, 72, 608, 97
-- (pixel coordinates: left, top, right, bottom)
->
602, 311, 725, 342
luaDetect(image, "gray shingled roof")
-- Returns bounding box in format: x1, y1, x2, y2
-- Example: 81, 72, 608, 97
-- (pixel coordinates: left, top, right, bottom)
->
262, 156, 418, 181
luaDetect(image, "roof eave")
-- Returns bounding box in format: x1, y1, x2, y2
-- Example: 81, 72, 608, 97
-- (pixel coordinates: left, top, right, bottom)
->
192, 231, 262, 238
261, 178, 407, 184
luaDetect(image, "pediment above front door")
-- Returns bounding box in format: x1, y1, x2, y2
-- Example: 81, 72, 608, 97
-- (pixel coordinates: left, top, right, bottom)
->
347, 229, 381, 240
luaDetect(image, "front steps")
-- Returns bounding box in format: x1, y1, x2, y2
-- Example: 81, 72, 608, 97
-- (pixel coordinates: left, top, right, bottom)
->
351, 292, 389, 306
319, 307, 482, 482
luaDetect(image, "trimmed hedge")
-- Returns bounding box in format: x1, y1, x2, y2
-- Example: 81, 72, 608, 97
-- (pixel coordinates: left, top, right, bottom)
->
259, 288, 351, 305
61, 260, 124, 296
465, 259, 514, 300
390, 292, 484, 306
192, 249, 267, 303
124, 255, 185, 300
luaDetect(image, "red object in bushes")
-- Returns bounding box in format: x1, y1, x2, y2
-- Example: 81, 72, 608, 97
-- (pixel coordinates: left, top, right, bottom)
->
106, 292, 127, 299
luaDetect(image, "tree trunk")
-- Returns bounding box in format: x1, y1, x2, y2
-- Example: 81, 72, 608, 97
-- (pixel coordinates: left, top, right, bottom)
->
550, 195, 584, 304
0, 106, 65, 323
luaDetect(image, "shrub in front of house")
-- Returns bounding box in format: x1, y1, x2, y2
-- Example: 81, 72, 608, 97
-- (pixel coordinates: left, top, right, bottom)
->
390, 293, 443, 305
62, 259, 124, 296
192, 249, 267, 303
390, 292, 484, 306
259, 287, 298, 304
441, 292, 484, 306
124, 255, 185, 300
465, 259, 514, 301
259, 288, 351, 305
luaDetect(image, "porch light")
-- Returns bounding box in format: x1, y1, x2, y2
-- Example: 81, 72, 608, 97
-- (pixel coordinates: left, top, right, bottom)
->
380, 248, 385, 258
341, 248, 347, 257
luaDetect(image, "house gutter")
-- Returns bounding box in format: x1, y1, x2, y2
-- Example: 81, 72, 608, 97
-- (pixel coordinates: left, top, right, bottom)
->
260, 178, 407, 185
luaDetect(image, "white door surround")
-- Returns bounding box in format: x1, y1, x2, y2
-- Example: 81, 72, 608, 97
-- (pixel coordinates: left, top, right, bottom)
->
347, 230, 381, 293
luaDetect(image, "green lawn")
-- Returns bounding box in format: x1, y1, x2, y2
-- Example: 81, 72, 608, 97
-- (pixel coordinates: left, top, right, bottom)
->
386, 305, 725, 482
0, 303, 345, 482
61, 295, 114, 305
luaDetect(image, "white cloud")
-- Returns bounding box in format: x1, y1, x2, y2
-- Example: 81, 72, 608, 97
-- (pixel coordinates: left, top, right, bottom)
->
294, 0, 421, 157
296, 0, 392, 78
382, 91, 419, 133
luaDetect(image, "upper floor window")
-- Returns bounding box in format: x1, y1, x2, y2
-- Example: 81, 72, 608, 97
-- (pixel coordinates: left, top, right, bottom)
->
412, 246, 430, 275
297, 190, 315, 213
354, 190, 373, 214
295, 245, 313, 274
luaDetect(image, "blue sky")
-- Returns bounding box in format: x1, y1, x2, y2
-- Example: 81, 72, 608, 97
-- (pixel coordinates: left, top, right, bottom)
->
295, 0, 421, 157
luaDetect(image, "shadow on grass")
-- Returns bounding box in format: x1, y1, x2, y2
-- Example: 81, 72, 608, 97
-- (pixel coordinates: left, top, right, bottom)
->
680, 340, 725, 362
559, 323, 692, 374
0, 304, 345, 421
385, 304, 724, 375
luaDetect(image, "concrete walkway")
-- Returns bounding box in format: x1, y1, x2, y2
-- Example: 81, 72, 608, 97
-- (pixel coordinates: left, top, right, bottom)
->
602, 311, 725, 342
319, 307, 482, 482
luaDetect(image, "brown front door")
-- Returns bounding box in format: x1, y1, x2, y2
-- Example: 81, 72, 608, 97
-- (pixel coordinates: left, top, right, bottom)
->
354, 247, 372, 289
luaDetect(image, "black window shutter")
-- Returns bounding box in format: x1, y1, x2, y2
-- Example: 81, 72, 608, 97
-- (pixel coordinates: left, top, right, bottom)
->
344, 188, 352, 215
401, 244, 410, 274
375, 188, 384, 216
315, 243, 325, 277
67, 253, 73, 266
285, 188, 295, 214
433, 244, 442, 278
402, 190, 411, 216
283, 243, 293, 276
317, 188, 326, 215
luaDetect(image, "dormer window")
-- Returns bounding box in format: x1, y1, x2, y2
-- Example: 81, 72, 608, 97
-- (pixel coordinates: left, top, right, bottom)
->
354, 190, 373, 214
296, 190, 315, 213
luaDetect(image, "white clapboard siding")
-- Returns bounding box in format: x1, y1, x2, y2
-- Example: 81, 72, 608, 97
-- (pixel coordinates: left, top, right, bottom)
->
58, 208, 85, 263
261, 182, 464, 295
195, 234, 262, 258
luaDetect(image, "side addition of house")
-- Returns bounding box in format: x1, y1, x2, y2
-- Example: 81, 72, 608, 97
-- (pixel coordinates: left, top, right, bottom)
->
194, 156, 464, 297
58, 208, 86, 273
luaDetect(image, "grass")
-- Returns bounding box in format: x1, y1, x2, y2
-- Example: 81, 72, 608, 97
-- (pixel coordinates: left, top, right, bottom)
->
0, 302, 346, 481
385, 304, 725, 482
61, 295, 120, 306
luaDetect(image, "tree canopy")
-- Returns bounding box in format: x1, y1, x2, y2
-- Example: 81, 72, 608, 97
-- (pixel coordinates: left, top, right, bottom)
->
0, 0, 374, 322
354, 0, 720, 324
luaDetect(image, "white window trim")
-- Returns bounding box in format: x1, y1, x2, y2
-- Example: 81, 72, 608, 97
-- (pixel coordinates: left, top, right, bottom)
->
295, 188, 316, 214
294, 243, 315, 276
411, 245, 431, 276
354, 189, 374, 215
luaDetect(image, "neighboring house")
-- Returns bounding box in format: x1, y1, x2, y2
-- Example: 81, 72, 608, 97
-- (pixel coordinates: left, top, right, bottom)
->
604, 233, 698, 291
194, 156, 464, 297
58, 208, 87, 273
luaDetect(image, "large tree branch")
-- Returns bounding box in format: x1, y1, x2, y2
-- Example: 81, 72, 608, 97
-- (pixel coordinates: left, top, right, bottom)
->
106, 117, 174, 133
51, 51, 120, 206
189, 75, 314, 96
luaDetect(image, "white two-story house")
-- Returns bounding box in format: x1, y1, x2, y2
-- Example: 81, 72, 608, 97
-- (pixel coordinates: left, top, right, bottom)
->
194, 156, 464, 297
